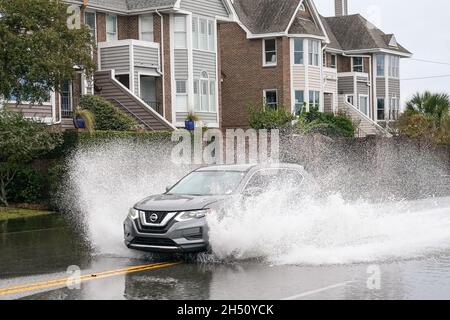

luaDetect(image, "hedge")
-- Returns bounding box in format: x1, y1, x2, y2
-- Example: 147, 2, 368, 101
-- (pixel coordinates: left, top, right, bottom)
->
79, 95, 137, 131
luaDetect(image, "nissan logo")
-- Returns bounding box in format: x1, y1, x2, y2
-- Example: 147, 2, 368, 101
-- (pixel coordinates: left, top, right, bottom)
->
149, 213, 159, 223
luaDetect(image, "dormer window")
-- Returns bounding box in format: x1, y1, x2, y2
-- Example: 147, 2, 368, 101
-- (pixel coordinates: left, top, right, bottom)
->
388, 35, 398, 48
299, 3, 306, 11
263, 38, 277, 67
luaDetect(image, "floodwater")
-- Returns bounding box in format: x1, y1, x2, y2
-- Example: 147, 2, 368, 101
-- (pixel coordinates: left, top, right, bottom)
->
1, 198, 450, 300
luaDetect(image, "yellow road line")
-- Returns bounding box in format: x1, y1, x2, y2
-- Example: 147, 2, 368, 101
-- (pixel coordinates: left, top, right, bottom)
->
0, 262, 181, 297
0, 262, 169, 293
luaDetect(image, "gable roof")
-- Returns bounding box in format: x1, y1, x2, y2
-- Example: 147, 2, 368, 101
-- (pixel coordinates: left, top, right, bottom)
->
127, 0, 178, 10
323, 14, 411, 55
65, 0, 178, 12
232, 0, 301, 34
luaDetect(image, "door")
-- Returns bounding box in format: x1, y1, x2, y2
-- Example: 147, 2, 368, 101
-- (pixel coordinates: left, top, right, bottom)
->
324, 93, 333, 113
140, 75, 156, 108
60, 80, 72, 117
359, 95, 369, 116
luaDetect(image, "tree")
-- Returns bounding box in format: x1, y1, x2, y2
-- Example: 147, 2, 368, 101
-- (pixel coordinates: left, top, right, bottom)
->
0, 109, 62, 206
406, 91, 450, 125
0, 0, 95, 103
397, 92, 450, 146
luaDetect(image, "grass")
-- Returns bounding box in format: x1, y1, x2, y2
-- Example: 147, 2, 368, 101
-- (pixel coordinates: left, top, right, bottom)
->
0, 208, 55, 222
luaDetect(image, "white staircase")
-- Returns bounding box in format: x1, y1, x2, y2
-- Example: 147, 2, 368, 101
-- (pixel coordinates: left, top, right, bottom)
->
338, 95, 392, 138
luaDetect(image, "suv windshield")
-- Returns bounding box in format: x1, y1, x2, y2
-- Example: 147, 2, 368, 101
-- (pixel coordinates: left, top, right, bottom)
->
168, 171, 246, 196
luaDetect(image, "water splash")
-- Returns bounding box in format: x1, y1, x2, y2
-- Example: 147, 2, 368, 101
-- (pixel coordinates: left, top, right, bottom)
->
207, 193, 450, 265
60, 139, 450, 265
61, 140, 191, 257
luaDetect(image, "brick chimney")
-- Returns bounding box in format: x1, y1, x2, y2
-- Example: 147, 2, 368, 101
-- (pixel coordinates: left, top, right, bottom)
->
335, 0, 348, 16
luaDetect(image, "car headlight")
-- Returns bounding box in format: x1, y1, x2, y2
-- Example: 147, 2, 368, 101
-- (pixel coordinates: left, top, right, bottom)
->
128, 208, 140, 220
175, 209, 210, 222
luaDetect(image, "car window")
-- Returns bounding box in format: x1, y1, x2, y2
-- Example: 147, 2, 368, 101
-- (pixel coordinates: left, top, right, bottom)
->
168, 171, 246, 196
244, 169, 304, 192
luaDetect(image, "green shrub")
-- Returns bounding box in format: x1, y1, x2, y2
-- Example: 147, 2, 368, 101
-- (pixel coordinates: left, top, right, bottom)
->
79, 95, 137, 131
7, 166, 46, 204
297, 108, 355, 138
249, 106, 296, 130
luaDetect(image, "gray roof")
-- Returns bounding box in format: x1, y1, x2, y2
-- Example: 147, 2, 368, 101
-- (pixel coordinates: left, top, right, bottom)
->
66, 0, 177, 11
231, 0, 410, 55
126, 0, 177, 10
324, 14, 411, 54
289, 15, 325, 37
232, 0, 301, 34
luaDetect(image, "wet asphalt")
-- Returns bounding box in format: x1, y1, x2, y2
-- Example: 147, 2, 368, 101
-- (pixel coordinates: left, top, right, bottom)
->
1, 214, 450, 300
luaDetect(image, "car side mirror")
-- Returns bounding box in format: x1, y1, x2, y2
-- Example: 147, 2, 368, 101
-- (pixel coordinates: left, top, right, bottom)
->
243, 186, 264, 198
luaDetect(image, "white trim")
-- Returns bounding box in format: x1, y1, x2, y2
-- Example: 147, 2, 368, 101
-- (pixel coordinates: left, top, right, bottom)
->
106, 14, 118, 42
170, 14, 177, 125
262, 38, 278, 67
138, 14, 155, 42
263, 89, 278, 108
97, 39, 160, 49
109, 69, 177, 130
187, 13, 195, 115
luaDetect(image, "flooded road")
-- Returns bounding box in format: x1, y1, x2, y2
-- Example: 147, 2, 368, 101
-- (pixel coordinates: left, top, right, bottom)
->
1, 204, 450, 300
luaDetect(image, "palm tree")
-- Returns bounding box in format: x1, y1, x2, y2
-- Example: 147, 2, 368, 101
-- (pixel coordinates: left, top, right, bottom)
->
406, 91, 450, 124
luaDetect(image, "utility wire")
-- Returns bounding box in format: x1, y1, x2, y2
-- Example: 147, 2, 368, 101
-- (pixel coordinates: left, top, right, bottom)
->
401, 74, 450, 81
408, 58, 450, 66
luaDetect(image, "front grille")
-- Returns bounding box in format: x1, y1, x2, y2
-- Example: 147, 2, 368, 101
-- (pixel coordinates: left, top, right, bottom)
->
132, 237, 178, 247
143, 211, 170, 224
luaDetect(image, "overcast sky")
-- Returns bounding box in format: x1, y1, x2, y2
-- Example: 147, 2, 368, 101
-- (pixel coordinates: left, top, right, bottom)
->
315, 0, 450, 105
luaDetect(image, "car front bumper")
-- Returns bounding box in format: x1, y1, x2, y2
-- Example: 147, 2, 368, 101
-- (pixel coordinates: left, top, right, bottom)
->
123, 215, 209, 253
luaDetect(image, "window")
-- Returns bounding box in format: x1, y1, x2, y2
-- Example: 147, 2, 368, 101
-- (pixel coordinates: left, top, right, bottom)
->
176, 80, 188, 112
389, 56, 400, 78
330, 54, 337, 68
209, 80, 216, 111
208, 20, 215, 51
376, 54, 385, 77
353, 57, 364, 73
377, 98, 385, 120
293, 39, 304, 65
263, 39, 277, 66
106, 14, 117, 42
193, 71, 216, 112
200, 19, 208, 50
309, 91, 320, 109
140, 14, 154, 42
308, 40, 320, 66
389, 97, 400, 120
192, 17, 215, 51
294, 90, 305, 114
264, 90, 278, 109
359, 95, 369, 116
174, 16, 187, 49
116, 74, 130, 89
347, 95, 354, 105
84, 11, 96, 42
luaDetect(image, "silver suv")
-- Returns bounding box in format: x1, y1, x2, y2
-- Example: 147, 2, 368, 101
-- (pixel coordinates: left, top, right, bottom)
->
123, 163, 309, 253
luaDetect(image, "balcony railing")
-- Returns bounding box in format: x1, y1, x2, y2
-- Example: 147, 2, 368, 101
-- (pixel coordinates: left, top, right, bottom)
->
143, 100, 162, 115
61, 95, 73, 118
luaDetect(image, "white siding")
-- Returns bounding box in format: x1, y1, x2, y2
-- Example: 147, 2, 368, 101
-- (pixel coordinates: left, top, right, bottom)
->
180, 0, 229, 18
174, 49, 189, 79
292, 65, 306, 89
100, 46, 130, 74
308, 67, 321, 91
193, 50, 217, 78
134, 45, 159, 68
